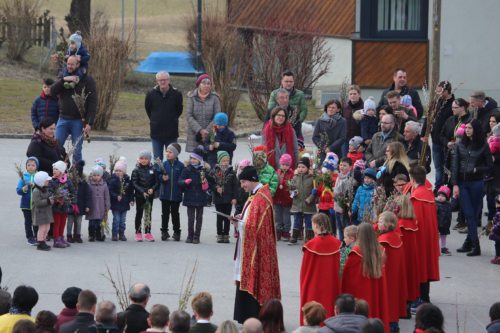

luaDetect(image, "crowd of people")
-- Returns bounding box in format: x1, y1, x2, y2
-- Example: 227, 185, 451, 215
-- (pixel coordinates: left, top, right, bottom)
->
14, 35, 500, 333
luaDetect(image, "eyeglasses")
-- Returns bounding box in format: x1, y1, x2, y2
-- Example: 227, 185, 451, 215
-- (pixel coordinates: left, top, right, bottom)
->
200, 80, 212, 86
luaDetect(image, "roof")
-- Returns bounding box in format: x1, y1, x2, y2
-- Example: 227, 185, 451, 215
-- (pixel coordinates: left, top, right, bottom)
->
227, 0, 355, 37
135, 52, 198, 74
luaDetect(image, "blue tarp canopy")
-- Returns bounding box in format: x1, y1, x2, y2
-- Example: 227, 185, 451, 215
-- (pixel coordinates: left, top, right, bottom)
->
135, 52, 198, 74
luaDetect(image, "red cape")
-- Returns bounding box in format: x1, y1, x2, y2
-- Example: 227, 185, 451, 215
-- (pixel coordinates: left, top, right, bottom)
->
341, 245, 390, 331
240, 185, 281, 305
378, 231, 408, 322
398, 218, 420, 301
411, 185, 440, 283
300, 234, 342, 325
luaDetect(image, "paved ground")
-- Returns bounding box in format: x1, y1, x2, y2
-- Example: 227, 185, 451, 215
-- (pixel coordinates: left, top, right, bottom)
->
0, 137, 498, 332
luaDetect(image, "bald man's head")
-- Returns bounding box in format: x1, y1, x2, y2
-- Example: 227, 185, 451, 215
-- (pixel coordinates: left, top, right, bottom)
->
66, 56, 80, 73
128, 283, 150, 305
242, 318, 263, 333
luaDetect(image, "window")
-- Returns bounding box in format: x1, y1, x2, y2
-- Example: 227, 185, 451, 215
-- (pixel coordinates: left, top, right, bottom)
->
360, 0, 428, 40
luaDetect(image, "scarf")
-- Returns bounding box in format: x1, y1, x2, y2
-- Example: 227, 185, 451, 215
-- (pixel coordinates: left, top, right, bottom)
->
9, 306, 31, 316
55, 173, 68, 184
263, 120, 296, 168
320, 112, 342, 128
37, 131, 58, 147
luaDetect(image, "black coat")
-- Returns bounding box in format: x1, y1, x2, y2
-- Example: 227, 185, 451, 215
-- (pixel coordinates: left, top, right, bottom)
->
203, 127, 237, 167
477, 97, 500, 134
117, 304, 149, 333
191, 322, 218, 333
145, 85, 183, 140
451, 141, 493, 185
380, 160, 409, 196
439, 113, 472, 147
405, 136, 431, 173
51, 75, 97, 125
378, 83, 424, 119
436, 201, 452, 235
59, 312, 96, 333
108, 174, 134, 211
178, 164, 209, 207
75, 179, 91, 215
343, 99, 363, 139
26, 134, 67, 176
430, 95, 454, 143
131, 164, 159, 198
207, 165, 239, 205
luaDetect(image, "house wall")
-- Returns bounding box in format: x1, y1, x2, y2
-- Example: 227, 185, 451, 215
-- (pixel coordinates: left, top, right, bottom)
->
438, 0, 500, 98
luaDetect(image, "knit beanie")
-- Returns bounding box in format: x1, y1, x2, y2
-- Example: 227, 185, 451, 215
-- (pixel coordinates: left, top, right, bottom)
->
69, 31, 82, 49
279, 154, 292, 167
322, 152, 338, 171
94, 157, 106, 169
91, 165, 104, 176
196, 74, 211, 87
353, 159, 366, 171
191, 147, 204, 163
363, 97, 376, 113
114, 161, 127, 173
401, 94, 413, 106
167, 143, 180, 158
217, 151, 230, 164
437, 185, 451, 199
26, 156, 39, 169
298, 157, 310, 169
349, 136, 364, 150
238, 159, 251, 169
253, 145, 268, 162
238, 166, 259, 182
364, 168, 377, 180
34, 171, 52, 187
214, 112, 229, 126
139, 150, 153, 161
52, 160, 67, 173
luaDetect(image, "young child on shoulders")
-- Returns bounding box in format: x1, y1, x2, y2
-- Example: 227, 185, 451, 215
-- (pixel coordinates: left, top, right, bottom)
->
347, 137, 364, 165
289, 157, 317, 244
205, 112, 236, 168
31, 79, 59, 131
340, 225, 358, 279
67, 160, 90, 244
141, 304, 170, 333
207, 151, 238, 243
190, 292, 217, 333
179, 147, 210, 244
436, 185, 452, 256
108, 159, 134, 241
273, 154, 294, 241
252, 145, 278, 196
16, 157, 39, 246
62, 31, 90, 89
86, 165, 111, 242
32, 171, 54, 251
159, 143, 184, 242
360, 97, 378, 146
401, 95, 418, 118
334, 157, 355, 241
131, 150, 159, 242
49, 160, 75, 248
351, 168, 377, 225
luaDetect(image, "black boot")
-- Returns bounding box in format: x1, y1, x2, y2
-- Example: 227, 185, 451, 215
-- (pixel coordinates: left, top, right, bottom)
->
305, 230, 315, 242
288, 229, 300, 245
467, 240, 481, 256
457, 237, 472, 253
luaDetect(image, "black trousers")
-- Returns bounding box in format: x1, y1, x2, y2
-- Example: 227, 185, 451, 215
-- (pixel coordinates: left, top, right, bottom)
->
234, 281, 261, 324
215, 203, 232, 235
22, 210, 38, 239
135, 196, 154, 233
161, 200, 181, 234
187, 206, 203, 239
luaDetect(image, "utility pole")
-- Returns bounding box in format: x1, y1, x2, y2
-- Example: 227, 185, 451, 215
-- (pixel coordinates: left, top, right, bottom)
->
430, 0, 441, 98
196, 0, 202, 73
134, 0, 138, 60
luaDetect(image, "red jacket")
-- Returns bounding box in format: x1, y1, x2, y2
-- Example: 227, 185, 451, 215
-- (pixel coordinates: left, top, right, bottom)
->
273, 168, 294, 207
347, 151, 364, 165
318, 173, 337, 211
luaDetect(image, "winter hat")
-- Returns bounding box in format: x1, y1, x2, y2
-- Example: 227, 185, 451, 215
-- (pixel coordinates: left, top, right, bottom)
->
279, 153, 292, 167
364, 168, 377, 180
455, 123, 466, 138
437, 185, 451, 199
214, 112, 229, 126
297, 138, 305, 150
298, 157, 311, 169
61, 287, 82, 309
114, 161, 127, 173
301, 152, 311, 160
34, 171, 52, 187
167, 143, 180, 158
196, 74, 211, 87
349, 136, 364, 150
94, 157, 106, 169
52, 160, 67, 173
322, 152, 338, 172
139, 150, 153, 161
353, 159, 366, 171
238, 166, 259, 182
253, 145, 268, 162
238, 159, 251, 170
363, 97, 377, 113
26, 156, 39, 169
90, 165, 104, 177
190, 147, 204, 163
401, 95, 413, 106
217, 151, 230, 164
69, 31, 82, 49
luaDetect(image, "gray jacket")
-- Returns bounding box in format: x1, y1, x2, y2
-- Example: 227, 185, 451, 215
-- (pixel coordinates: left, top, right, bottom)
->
186, 89, 221, 152
290, 173, 317, 214
318, 313, 368, 333
312, 113, 347, 157
365, 129, 401, 168
32, 187, 53, 226
86, 179, 110, 220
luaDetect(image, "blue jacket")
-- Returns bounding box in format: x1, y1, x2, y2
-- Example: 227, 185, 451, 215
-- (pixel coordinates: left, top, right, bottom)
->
178, 164, 209, 207
204, 127, 236, 167
159, 159, 185, 202
63, 43, 90, 79
352, 183, 375, 223
74, 179, 92, 216
31, 92, 60, 130
16, 172, 36, 209
108, 174, 134, 212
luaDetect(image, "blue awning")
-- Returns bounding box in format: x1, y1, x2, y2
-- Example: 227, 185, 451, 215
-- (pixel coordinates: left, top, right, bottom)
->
135, 52, 198, 74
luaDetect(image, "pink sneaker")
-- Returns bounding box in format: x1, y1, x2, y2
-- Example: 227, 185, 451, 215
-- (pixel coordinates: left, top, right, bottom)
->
144, 233, 155, 242
135, 233, 143, 242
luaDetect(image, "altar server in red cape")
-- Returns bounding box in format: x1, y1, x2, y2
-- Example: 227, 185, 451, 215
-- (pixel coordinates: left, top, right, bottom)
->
233, 166, 281, 324
300, 213, 342, 325
377, 211, 408, 331
396, 194, 420, 302
407, 165, 440, 303
341, 223, 389, 331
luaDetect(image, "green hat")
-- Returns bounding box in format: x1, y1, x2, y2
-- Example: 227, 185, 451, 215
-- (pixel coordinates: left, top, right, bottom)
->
217, 151, 230, 164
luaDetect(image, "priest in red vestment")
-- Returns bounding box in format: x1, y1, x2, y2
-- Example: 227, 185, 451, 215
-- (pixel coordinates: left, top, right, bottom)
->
300, 213, 342, 325
408, 165, 440, 303
233, 166, 281, 324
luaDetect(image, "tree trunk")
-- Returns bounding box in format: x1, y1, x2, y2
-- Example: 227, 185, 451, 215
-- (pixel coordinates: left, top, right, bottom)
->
65, 0, 91, 37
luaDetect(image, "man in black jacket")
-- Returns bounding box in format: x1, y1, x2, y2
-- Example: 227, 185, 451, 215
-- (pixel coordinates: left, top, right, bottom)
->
378, 68, 424, 119
59, 290, 96, 333
145, 71, 183, 160
404, 121, 431, 173
51, 56, 97, 163
469, 90, 500, 134
117, 283, 150, 333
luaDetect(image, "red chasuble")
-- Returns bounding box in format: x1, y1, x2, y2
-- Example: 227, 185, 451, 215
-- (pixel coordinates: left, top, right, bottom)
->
398, 218, 420, 301
378, 231, 408, 322
410, 185, 440, 283
300, 234, 342, 325
341, 245, 390, 331
240, 185, 281, 305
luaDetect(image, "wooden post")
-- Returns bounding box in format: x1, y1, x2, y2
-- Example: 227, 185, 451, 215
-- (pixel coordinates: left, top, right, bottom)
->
430, 0, 441, 101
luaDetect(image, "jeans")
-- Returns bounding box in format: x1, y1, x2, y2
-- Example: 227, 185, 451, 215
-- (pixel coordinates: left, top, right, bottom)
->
274, 205, 291, 233
161, 200, 181, 234
187, 206, 204, 239
152, 138, 177, 161
458, 180, 484, 241
432, 143, 445, 189
56, 118, 84, 162
67, 215, 82, 235
335, 212, 350, 241
293, 212, 312, 230
112, 210, 127, 235
22, 210, 38, 239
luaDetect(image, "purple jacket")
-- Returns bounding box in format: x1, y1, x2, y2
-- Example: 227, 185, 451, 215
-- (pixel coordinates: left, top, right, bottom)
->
86, 179, 110, 220
490, 211, 500, 242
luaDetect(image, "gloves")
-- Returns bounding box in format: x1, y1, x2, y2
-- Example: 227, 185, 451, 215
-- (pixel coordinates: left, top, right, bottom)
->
185, 179, 192, 185
376, 166, 386, 180
311, 188, 317, 196
72, 204, 80, 215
